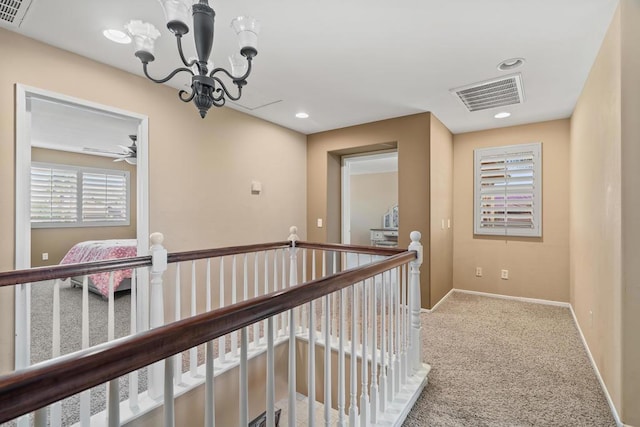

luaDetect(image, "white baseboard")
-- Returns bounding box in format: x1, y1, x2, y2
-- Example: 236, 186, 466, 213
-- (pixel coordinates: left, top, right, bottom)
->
569, 306, 624, 427
422, 288, 456, 313
452, 288, 570, 308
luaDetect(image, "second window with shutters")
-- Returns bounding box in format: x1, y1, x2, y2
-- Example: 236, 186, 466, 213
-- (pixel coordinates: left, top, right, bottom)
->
474, 142, 542, 237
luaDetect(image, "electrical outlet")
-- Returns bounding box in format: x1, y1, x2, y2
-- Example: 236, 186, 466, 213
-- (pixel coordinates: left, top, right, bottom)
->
42, 253, 48, 261
501, 269, 509, 280
475, 267, 482, 277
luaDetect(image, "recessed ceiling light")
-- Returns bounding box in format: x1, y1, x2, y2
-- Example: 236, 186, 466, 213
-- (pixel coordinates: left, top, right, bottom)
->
295, 112, 309, 119
497, 57, 525, 71
103, 29, 131, 44
494, 111, 511, 119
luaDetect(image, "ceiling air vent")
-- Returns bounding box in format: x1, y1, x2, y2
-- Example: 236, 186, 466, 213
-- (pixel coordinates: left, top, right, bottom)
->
451, 73, 525, 112
0, 0, 34, 28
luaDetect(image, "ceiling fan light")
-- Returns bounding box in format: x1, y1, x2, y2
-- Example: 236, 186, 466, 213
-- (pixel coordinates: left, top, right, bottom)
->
125, 20, 161, 56
124, 157, 137, 165
231, 16, 260, 51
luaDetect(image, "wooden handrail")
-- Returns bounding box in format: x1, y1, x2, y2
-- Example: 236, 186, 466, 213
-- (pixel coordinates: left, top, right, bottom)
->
296, 241, 405, 256
0, 256, 153, 287
0, 241, 403, 288
0, 250, 417, 423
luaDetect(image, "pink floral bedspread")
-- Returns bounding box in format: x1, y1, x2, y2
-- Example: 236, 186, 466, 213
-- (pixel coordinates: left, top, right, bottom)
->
60, 239, 137, 297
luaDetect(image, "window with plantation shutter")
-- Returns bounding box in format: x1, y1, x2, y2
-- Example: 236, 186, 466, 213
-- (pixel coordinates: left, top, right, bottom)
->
31, 162, 130, 228
474, 142, 541, 237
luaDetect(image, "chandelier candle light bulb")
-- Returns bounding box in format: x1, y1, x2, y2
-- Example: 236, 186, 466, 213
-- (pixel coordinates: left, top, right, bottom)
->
126, 0, 260, 118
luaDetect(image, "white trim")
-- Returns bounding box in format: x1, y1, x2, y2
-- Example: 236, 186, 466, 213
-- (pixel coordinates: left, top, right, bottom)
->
423, 288, 456, 312
569, 306, 624, 427
14, 84, 150, 368
452, 289, 570, 307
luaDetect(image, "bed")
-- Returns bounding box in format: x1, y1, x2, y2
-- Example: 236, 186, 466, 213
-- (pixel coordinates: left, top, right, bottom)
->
59, 239, 137, 298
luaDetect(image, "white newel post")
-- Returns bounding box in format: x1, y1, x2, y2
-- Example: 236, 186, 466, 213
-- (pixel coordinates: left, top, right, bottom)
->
149, 232, 168, 400
287, 226, 299, 427
408, 231, 423, 373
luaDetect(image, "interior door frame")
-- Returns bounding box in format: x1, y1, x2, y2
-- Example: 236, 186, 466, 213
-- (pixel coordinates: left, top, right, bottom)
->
341, 150, 398, 244
14, 83, 150, 370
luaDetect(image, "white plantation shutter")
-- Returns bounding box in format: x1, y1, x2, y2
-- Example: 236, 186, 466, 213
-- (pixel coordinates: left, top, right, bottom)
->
31, 162, 130, 228
30, 165, 78, 224
82, 172, 128, 223
474, 143, 541, 237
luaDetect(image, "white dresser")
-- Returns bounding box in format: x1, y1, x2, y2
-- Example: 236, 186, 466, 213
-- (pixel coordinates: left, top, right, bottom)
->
370, 228, 399, 247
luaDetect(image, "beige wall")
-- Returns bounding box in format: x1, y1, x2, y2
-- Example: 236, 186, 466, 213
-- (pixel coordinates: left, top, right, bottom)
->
30, 148, 137, 267
307, 113, 432, 307
570, 4, 622, 418
429, 115, 453, 304
350, 172, 398, 246
571, 2, 640, 424
620, 1, 640, 424
453, 119, 570, 303
0, 28, 307, 379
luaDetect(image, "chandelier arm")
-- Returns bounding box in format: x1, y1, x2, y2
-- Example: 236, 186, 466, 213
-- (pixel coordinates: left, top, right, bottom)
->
211, 77, 243, 101
142, 63, 194, 84
176, 35, 198, 69
179, 88, 196, 103
210, 58, 253, 83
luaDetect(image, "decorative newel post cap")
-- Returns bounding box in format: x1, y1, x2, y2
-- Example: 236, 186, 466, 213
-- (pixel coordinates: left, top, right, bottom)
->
288, 225, 299, 242
410, 231, 421, 243
150, 232, 164, 246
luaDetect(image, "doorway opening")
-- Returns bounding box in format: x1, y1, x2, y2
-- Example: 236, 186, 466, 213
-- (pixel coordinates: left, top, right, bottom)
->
14, 84, 149, 372
341, 151, 398, 248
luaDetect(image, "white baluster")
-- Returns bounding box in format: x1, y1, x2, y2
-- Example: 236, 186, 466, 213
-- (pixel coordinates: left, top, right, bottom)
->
301, 248, 307, 332
174, 264, 183, 384
266, 317, 275, 427
370, 274, 379, 424
107, 271, 119, 427
288, 227, 299, 427
273, 251, 279, 334
51, 279, 61, 427
281, 248, 287, 335
349, 285, 359, 426
394, 267, 401, 394
108, 378, 119, 427
231, 256, 238, 357
219, 258, 226, 363
205, 340, 216, 427
204, 261, 216, 427
308, 298, 316, 427
254, 253, 260, 348
337, 288, 346, 427
409, 231, 423, 373
263, 252, 270, 346
239, 328, 249, 427
321, 252, 326, 340
108, 272, 115, 341
129, 270, 139, 410
149, 232, 167, 400
332, 252, 338, 344
164, 355, 175, 427
379, 270, 387, 413
387, 268, 395, 403
80, 275, 91, 425
360, 280, 369, 427
190, 261, 197, 377
401, 264, 408, 385
324, 293, 331, 427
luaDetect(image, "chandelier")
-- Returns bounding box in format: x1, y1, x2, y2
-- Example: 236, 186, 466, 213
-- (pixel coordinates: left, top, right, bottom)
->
126, 0, 260, 118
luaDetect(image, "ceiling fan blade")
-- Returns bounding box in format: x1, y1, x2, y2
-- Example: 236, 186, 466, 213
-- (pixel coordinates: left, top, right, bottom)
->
113, 158, 125, 162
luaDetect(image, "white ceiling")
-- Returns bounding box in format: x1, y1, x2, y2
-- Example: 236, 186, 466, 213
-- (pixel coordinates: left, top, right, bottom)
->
5, 0, 619, 135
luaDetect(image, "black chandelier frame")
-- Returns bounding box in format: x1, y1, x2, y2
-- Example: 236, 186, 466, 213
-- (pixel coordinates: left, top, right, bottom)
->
134, 0, 257, 118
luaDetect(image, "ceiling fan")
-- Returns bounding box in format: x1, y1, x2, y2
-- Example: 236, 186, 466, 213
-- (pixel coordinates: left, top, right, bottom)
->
114, 134, 137, 165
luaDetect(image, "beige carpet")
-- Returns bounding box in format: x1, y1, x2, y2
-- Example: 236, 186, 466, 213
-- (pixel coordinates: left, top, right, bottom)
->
403, 292, 616, 427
